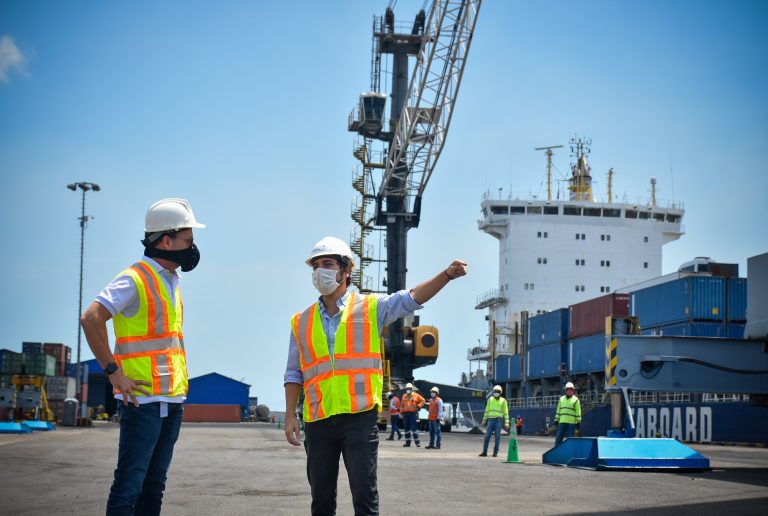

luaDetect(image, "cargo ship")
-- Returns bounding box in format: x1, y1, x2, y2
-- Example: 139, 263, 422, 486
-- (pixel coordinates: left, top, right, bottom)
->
460, 139, 768, 444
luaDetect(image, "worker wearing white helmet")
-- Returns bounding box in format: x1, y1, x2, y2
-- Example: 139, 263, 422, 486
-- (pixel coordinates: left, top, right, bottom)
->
479, 385, 510, 457
80, 198, 205, 514
400, 382, 426, 448
426, 386, 444, 449
385, 391, 403, 441
284, 236, 468, 514
554, 381, 581, 446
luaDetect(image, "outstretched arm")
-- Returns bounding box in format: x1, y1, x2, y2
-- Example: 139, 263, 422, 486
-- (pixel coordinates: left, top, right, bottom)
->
410, 259, 468, 305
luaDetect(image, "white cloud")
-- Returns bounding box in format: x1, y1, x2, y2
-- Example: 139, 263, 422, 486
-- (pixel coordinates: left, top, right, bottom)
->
0, 35, 27, 83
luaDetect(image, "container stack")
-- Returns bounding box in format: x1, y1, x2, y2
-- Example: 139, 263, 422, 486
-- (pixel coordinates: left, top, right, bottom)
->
43, 343, 71, 376
526, 308, 570, 379
631, 276, 746, 338
568, 293, 629, 374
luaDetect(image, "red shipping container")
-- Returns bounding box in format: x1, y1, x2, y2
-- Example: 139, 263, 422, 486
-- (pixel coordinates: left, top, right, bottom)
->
183, 404, 241, 423
568, 293, 629, 339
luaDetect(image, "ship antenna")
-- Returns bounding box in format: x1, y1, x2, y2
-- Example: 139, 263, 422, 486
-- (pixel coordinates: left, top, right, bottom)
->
535, 145, 563, 201
650, 177, 657, 207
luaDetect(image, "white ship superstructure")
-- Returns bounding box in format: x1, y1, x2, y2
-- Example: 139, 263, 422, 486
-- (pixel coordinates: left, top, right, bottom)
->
473, 139, 684, 358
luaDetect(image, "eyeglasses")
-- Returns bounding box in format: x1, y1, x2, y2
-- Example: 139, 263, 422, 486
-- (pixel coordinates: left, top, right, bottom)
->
170, 235, 194, 246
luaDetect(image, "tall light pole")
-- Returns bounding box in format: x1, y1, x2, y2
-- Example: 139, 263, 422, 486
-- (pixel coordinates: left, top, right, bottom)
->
67, 181, 100, 416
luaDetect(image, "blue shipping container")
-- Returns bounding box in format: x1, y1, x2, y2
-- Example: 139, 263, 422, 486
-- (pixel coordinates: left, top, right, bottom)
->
493, 356, 510, 382
22, 342, 43, 354
640, 322, 726, 338
630, 276, 725, 327
727, 323, 745, 339
66, 362, 90, 384
568, 334, 607, 374
527, 308, 569, 348
727, 278, 747, 322
527, 343, 564, 379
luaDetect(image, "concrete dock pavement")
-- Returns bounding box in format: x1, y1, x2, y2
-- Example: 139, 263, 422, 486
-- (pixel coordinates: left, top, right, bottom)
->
1, 423, 766, 515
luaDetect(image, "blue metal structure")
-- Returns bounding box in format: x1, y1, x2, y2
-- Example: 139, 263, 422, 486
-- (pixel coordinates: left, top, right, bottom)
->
0, 422, 33, 434
186, 373, 250, 417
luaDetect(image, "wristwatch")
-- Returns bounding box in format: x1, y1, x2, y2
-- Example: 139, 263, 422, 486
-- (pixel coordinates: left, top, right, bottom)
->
104, 362, 119, 376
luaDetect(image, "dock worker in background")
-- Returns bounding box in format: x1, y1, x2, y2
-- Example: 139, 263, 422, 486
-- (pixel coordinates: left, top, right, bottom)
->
283, 236, 467, 515
400, 382, 426, 448
385, 392, 403, 441
515, 415, 523, 436
80, 198, 205, 515
425, 386, 444, 449
554, 381, 581, 446
479, 385, 509, 457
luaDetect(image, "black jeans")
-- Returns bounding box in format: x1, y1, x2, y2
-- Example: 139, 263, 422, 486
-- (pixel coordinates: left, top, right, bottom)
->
304, 409, 379, 516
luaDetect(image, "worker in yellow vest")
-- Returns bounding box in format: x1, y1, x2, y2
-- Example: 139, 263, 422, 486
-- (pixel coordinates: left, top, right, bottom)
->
400, 382, 426, 448
284, 236, 467, 515
80, 198, 205, 515
479, 385, 509, 457
555, 381, 581, 446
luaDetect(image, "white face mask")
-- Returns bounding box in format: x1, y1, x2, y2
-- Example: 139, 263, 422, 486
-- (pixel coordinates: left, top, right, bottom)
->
430, 392, 436, 398
493, 392, 501, 398
312, 268, 341, 295
406, 389, 412, 395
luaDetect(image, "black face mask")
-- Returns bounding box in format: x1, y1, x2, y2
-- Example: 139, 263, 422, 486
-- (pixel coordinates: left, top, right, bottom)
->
144, 243, 201, 272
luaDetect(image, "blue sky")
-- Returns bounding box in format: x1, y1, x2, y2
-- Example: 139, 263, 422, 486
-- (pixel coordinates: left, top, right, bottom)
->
1, 1, 766, 410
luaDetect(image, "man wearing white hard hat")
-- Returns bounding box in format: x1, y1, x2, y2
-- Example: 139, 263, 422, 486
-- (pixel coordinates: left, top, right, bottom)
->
284, 236, 467, 515
554, 381, 581, 446
81, 198, 205, 515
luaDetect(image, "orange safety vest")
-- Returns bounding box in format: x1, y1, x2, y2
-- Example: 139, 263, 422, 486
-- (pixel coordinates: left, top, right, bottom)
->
401, 392, 425, 413
428, 396, 443, 421
291, 293, 383, 423
111, 261, 188, 397
389, 396, 401, 415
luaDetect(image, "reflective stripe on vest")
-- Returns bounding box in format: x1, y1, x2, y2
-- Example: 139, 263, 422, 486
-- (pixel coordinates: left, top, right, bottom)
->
112, 261, 188, 398
291, 293, 382, 422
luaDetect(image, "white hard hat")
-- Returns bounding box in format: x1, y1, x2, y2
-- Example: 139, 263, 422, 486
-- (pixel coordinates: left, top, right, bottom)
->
405, 382, 414, 390
306, 236, 355, 268
145, 198, 205, 233
492, 385, 502, 392
431, 386, 439, 394
385, 391, 392, 398
565, 382, 575, 390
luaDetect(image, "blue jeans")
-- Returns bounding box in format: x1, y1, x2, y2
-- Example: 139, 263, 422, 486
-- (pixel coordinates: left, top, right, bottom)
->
106, 402, 184, 516
428, 420, 441, 447
388, 414, 402, 439
555, 422, 576, 446
482, 418, 503, 454
401, 412, 419, 444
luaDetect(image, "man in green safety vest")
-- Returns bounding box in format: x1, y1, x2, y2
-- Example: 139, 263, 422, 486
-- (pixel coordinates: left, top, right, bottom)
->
554, 381, 581, 446
479, 385, 509, 457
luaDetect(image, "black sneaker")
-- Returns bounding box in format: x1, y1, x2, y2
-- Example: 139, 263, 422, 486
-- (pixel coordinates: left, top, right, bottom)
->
478, 451, 487, 457
385, 437, 394, 441
403, 442, 411, 447
425, 445, 435, 449
492, 451, 498, 457
415, 442, 421, 447
398, 434, 403, 440
436, 445, 441, 449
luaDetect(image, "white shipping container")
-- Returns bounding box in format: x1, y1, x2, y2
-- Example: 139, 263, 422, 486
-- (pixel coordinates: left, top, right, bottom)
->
45, 376, 76, 400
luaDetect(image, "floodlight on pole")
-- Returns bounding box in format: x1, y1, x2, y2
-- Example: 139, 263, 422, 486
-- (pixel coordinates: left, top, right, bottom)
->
67, 181, 100, 417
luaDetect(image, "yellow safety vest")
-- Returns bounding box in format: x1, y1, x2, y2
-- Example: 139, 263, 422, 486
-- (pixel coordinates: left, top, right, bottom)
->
291, 293, 382, 423
483, 396, 509, 425
556, 395, 581, 424
112, 261, 188, 398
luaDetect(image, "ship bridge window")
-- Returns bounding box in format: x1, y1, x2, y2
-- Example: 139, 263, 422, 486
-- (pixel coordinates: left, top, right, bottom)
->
510, 206, 525, 214
667, 213, 681, 223
639, 211, 651, 219
625, 209, 638, 219
490, 206, 508, 215
584, 208, 601, 217
603, 208, 621, 217
543, 206, 559, 215
526, 206, 542, 214
653, 213, 665, 221
564, 206, 582, 216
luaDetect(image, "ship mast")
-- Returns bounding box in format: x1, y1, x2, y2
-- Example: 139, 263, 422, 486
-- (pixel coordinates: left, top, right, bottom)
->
568, 136, 593, 202
535, 145, 563, 201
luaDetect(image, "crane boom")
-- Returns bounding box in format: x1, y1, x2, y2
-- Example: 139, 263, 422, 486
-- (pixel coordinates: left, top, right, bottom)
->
378, 0, 482, 213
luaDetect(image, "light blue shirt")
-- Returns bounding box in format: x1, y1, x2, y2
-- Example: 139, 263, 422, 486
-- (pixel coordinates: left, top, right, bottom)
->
283, 290, 423, 385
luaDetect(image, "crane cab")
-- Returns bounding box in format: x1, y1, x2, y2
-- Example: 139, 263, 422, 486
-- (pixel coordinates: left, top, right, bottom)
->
358, 92, 387, 133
